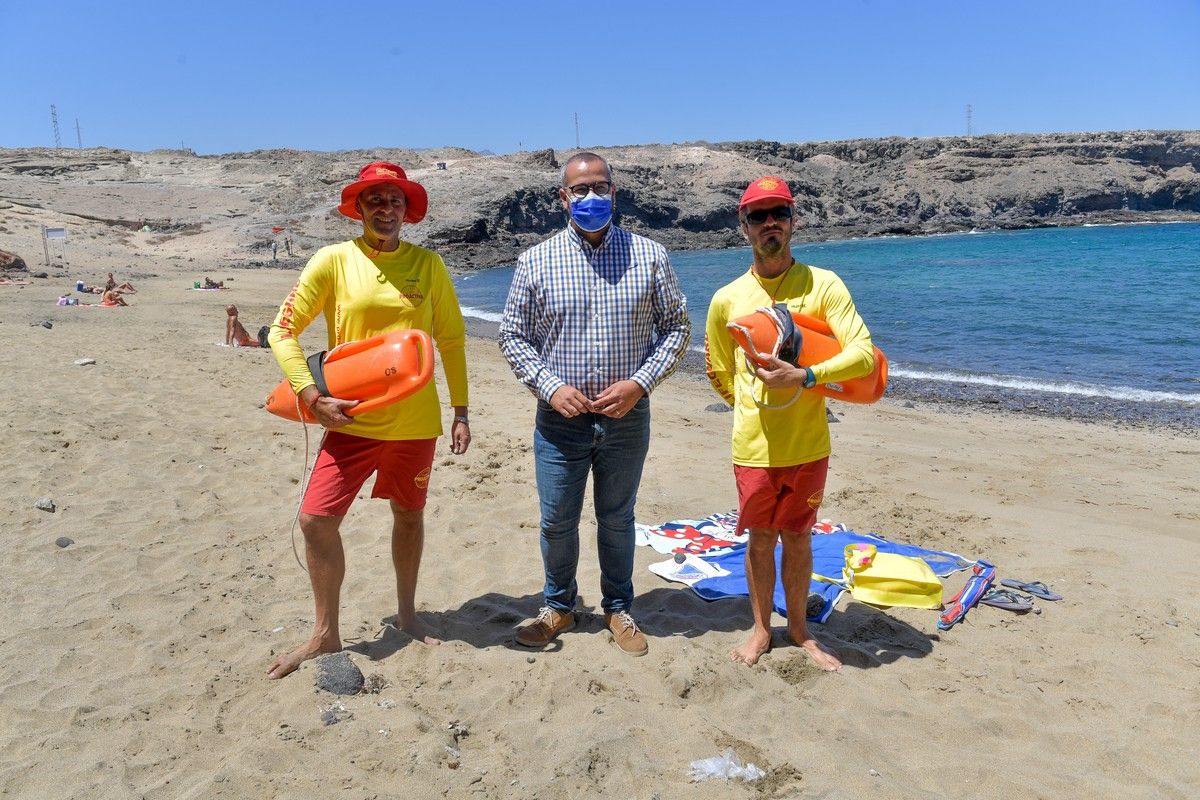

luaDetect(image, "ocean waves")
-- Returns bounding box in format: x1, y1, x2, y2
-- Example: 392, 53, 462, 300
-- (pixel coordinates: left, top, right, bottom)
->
888, 367, 1200, 405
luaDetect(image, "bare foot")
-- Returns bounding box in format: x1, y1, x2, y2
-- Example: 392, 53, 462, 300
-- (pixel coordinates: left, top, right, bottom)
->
395, 615, 442, 646
729, 628, 772, 666
266, 635, 341, 680
790, 633, 843, 672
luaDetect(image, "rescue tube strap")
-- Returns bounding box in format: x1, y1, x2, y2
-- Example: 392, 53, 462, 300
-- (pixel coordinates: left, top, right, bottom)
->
305, 350, 330, 397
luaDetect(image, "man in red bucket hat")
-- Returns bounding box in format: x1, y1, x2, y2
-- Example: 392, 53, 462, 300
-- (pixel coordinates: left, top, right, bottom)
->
704, 176, 878, 670
338, 162, 429, 223
264, 161, 470, 679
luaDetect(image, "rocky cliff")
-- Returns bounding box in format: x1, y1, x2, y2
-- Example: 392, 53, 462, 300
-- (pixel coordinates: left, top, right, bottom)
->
1, 130, 1197, 271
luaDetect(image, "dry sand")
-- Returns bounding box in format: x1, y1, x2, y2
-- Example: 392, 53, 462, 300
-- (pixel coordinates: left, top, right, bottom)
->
1, 260, 1198, 800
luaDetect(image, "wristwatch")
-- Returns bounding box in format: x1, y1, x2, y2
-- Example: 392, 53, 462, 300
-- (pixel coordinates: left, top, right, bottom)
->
454, 415, 470, 425
802, 367, 817, 389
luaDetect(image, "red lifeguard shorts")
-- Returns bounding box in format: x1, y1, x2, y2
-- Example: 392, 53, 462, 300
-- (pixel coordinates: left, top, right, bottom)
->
302, 432, 437, 517
734, 457, 830, 533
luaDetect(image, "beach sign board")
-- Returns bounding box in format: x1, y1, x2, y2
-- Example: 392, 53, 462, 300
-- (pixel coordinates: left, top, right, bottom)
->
41, 226, 68, 265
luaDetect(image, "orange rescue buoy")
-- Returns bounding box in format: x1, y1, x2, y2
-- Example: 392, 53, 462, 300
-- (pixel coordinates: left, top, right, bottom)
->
727, 305, 888, 404
265, 329, 434, 423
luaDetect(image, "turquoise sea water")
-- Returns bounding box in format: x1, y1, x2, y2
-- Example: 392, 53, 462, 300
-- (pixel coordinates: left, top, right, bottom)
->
455, 223, 1200, 405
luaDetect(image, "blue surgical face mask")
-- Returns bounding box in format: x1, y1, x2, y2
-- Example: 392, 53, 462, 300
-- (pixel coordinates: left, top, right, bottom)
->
568, 191, 613, 233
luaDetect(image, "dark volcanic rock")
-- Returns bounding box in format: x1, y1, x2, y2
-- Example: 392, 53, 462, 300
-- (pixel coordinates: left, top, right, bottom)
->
315, 652, 364, 695
0, 249, 27, 273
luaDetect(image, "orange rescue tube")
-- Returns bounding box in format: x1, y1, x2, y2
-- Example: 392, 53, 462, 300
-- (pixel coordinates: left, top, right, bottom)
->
265, 329, 435, 423
727, 307, 888, 404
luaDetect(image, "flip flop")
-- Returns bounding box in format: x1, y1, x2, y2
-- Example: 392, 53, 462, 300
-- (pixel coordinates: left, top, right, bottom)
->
979, 588, 1035, 613
1000, 579, 1062, 601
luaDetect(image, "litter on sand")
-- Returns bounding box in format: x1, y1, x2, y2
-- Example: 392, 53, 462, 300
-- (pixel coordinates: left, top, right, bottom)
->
689, 749, 766, 782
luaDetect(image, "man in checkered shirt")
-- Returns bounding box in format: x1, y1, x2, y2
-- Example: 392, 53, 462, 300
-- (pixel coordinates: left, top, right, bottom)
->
499, 152, 690, 657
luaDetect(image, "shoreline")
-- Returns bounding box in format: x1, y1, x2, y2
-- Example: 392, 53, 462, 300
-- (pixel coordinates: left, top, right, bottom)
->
467, 318, 1199, 434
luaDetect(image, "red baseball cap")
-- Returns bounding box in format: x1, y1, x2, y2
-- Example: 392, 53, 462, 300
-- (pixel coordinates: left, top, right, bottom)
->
338, 162, 429, 224
738, 176, 794, 209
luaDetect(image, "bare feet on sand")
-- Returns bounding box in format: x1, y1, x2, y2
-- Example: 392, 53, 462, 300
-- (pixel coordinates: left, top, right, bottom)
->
729, 629, 773, 666
395, 614, 443, 646
730, 628, 843, 671
266, 634, 342, 680
790, 631, 843, 672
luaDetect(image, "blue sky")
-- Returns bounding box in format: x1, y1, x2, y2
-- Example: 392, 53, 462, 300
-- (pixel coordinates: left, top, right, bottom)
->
4, 0, 1198, 154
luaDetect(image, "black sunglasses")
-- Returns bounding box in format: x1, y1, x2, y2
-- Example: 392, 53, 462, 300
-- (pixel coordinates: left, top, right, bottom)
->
743, 205, 793, 225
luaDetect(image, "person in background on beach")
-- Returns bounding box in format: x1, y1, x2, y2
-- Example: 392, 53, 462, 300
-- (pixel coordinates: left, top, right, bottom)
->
100, 287, 129, 307
284, 236, 292, 257
271, 240, 279, 261
499, 152, 690, 657
203, 277, 224, 289
705, 176, 876, 671
265, 162, 471, 680
105, 272, 137, 293
225, 304, 268, 348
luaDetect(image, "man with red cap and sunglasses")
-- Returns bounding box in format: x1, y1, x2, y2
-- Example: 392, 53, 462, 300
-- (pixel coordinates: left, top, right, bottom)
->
705, 176, 876, 670
265, 162, 470, 680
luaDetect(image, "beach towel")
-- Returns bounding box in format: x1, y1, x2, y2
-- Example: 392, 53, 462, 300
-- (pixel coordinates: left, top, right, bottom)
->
635, 511, 744, 556
647, 554, 732, 587
635, 512, 848, 557
686, 530, 976, 623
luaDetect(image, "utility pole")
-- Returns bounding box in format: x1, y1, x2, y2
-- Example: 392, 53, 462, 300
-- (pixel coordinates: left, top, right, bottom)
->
75, 118, 82, 148
49, 104, 62, 148
574, 112, 581, 148
966, 104, 973, 137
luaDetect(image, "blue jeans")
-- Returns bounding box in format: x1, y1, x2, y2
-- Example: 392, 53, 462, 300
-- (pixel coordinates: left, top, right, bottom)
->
533, 397, 651, 614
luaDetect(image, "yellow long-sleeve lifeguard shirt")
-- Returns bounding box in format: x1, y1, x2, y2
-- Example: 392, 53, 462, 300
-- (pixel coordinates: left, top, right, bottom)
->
705, 262, 874, 467
268, 239, 468, 441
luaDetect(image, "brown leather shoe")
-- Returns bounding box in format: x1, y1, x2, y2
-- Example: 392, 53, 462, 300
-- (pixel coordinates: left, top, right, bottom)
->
604, 610, 648, 657
515, 606, 575, 648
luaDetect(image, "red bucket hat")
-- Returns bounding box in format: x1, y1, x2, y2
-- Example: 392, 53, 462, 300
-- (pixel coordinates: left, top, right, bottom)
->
739, 176, 794, 209
338, 162, 429, 224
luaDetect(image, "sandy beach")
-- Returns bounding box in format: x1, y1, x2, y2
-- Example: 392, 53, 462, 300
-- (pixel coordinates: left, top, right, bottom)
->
2, 258, 1198, 800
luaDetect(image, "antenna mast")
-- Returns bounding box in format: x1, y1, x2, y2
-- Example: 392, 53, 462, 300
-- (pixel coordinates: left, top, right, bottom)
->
965, 104, 973, 137
50, 104, 62, 148
75, 118, 82, 148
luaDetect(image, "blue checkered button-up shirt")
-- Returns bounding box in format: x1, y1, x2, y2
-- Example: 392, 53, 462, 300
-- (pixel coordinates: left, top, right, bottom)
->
499, 224, 690, 402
